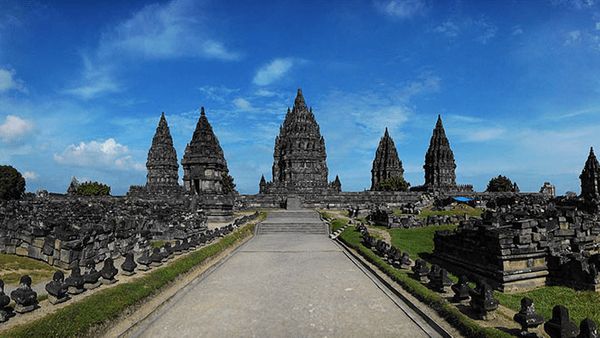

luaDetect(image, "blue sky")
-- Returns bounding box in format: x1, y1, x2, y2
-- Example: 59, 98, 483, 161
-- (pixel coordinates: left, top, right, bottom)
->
1, 0, 600, 195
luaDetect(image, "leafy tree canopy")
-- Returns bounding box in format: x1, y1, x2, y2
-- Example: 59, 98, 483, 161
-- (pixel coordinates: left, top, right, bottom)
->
0, 165, 26, 200
374, 176, 410, 192
486, 175, 518, 192
75, 181, 111, 196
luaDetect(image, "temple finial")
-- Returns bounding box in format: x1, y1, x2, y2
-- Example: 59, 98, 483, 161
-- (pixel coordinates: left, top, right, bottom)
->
200, 107, 205, 116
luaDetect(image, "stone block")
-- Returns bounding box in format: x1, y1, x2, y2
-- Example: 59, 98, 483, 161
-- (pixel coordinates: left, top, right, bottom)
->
27, 245, 43, 260
15, 246, 28, 256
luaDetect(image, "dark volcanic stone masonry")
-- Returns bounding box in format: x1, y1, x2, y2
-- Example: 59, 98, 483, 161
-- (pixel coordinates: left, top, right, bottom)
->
580, 147, 600, 202
182, 107, 230, 195
424, 115, 458, 190
261, 89, 338, 195
146, 113, 180, 194
371, 128, 405, 190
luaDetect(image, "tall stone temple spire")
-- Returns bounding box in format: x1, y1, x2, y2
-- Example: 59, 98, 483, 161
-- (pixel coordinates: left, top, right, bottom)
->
371, 128, 405, 190
423, 115, 457, 190
580, 147, 600, 201
263, 88, 330, 194
146, 112, 179, 192
182, 107, 230, 195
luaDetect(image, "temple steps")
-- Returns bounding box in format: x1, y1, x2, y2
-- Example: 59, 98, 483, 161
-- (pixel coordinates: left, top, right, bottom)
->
258, 210, 328, 235
258, 223, 328, 235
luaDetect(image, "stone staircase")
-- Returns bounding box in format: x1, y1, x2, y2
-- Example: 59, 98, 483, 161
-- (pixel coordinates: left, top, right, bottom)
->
258, 210, 328, 235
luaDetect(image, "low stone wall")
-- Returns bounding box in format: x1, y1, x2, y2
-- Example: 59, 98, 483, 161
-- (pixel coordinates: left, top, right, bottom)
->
0, 194, 207, 269
433, 195, 600, 292
237, 191, 548, 210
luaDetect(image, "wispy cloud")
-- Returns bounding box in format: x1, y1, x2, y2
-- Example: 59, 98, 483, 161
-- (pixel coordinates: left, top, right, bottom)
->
0, 115, 33, 142
375, 0, 428, 19
0, 68, 26, 93
65, 0, 240, 100
97, 0, 239, 61
433, 16, 498, 44
63, 56, 121, 99
253, 58, 296, 86
198, 85, 239, 102
550, 0, 596, 10
22, 171, 38, 180
54, 138, 144, 171
233, 97, 252, 111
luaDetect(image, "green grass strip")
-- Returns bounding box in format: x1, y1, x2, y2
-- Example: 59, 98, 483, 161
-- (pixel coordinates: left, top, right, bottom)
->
338, 225, 511, 338
1, 215, 263, 338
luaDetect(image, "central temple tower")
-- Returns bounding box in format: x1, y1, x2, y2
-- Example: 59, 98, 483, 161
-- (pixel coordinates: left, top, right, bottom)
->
261, 89, 330, 194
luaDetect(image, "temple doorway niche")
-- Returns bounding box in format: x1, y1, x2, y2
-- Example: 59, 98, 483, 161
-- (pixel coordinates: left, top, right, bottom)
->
194, 179, 200, 194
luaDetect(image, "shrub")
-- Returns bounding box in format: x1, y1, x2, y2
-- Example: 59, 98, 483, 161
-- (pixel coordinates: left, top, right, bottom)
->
486, 175, 518, 192
75, 181, 111, 196
221, 173, 236, 194
0, 165, 26, 200
374, 176, 410, 192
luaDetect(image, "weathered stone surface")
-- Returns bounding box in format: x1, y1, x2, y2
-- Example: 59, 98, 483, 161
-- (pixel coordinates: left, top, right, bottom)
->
371, 128, 404, 190
261, 89, 339, 195
182, 107, 230, 195
145, 113, 180, 194
10, 275, 38, 313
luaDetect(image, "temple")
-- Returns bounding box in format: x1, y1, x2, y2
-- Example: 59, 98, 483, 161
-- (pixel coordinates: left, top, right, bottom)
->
261, 89, 338, 195
580, 147, 600, 202
145, 113, 180, 194
182, 107, 230, 195
371, 128, 404, 190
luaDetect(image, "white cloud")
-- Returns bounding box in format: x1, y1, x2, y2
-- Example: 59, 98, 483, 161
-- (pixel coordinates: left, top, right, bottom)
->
461, 127, 506, 142
564, 30, 582, 45
512, 25, 524, 36
198, 85, 239, 102
22, 171, 38, 180
54, 138, 144, 171
375, 0, 428, 19
0, 68, 25, 93
64, 57, 120, 99
0, 115, 33, 142
434, 20, 460, 37
98, 0, 238, 61
253, 58, 295, 86
254, 89, 279, 97
551, 0, 595, 9
233, 97, 252, 110
433, 16, 497, 44
398, 73, 440, 100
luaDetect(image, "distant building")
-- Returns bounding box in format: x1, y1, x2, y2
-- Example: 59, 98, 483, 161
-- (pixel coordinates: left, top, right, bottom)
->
182, 107, 231, 195
580, 147, 600, 201
146, 112, 180, 193
370, 128, 405, 190
261, 89, 340, 195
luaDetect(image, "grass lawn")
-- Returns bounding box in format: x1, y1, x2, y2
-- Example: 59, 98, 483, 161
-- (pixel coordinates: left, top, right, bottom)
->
379, 224, 457, 260
0, 254, 57, 285
338, 225, 510, 338
393, 205, 483, 219
495, 286, 600, 326
330, 219, 348, 233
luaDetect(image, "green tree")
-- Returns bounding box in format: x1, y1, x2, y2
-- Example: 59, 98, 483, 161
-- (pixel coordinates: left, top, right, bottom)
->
0, 165, 26, 200
221, 173, 236, 194
374, 176, 410, 192
486, 175, 516, 192
75, 181, 111, 196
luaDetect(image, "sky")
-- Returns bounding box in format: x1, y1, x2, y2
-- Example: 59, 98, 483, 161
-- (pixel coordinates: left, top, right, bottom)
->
1, 0, 600, 195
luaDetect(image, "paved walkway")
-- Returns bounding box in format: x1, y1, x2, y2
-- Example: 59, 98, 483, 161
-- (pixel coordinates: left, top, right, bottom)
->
129, 210, 440, 338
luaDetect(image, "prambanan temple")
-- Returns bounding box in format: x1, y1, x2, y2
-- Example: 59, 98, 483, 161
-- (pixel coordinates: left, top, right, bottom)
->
3, 87, 600, 296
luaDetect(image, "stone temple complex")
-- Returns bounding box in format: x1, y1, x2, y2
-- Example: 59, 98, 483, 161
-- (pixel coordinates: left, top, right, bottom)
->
260, 89, 338, 195
370, 128, 405, 190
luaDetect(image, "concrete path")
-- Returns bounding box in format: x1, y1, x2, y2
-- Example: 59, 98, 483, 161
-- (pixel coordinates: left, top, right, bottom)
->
129, 210, 441, 338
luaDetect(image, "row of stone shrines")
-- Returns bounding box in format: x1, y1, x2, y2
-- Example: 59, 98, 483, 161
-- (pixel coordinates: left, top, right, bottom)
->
142, 108, 229, 196
258, 89, 471, 194
140, 88, 470, 197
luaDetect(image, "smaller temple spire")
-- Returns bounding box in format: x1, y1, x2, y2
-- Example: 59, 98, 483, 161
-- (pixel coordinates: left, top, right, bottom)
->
200, 106, 205, 116
146, 112, 179, 192
581, 146, 600, 201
